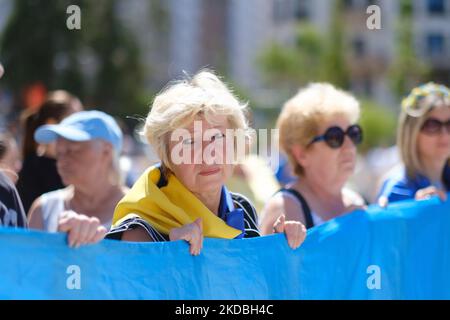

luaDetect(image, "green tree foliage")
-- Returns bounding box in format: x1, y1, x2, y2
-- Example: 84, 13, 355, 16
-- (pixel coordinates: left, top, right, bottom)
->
320, 0, 349, 89
84, 0, 146, 117
259, 23, 323, 90
359, 100, 397, 153
0, 0, 147, 117
0, 0, 85, 94
389, 0, 429, 98
259, 0, 349, 90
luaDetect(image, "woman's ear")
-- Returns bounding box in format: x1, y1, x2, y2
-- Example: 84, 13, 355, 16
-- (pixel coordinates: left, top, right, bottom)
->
290, 144, 309, 169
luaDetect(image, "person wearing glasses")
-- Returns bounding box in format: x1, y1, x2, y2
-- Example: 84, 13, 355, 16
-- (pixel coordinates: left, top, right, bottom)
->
260, 83, 366, 233
377, 82, 450, 205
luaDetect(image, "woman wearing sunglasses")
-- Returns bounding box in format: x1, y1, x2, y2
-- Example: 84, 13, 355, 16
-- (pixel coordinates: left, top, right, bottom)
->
260, 83, 366, 233
377, 82, 450, 205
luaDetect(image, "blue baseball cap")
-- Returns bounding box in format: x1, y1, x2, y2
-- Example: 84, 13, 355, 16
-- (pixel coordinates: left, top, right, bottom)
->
34, 110, 123, 153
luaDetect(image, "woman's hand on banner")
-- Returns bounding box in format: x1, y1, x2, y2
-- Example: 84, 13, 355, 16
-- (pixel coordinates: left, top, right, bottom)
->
169, 218, 203, 256
415, 186, 447, 202
58, 210, 107, 248
273, 214, 306, 250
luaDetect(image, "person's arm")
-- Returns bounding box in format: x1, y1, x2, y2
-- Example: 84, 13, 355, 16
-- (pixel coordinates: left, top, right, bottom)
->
29, 198, 106, 247
27, 197, 45, 230
342, 188, 368, 213
121, 227, 153, 242
414, 186, 447, 201
260, 194, 307, 250
169, 218, 203, 256
57, 211, 107, 248
379, 185, 447, 208
377, 175, 415, 207
259, 194, 306, 235
273, 214, 306, 250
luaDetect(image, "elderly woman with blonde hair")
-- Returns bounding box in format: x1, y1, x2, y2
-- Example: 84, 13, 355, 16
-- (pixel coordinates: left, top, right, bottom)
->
107, 70, 306, 254
377, 82, 450, 204
260, 83, 366, 233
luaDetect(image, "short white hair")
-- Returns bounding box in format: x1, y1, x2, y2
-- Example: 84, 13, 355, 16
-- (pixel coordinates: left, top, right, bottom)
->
143, 69, 250, 169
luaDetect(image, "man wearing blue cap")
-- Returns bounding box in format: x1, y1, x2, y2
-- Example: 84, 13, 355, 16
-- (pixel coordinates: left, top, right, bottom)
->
28, 110, 128, 247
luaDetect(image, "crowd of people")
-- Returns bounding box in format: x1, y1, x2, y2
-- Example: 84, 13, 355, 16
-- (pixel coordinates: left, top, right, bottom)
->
0, 62, 449, 254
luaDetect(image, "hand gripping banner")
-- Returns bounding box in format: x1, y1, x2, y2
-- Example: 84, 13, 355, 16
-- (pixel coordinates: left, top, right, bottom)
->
1, 196, 449, 299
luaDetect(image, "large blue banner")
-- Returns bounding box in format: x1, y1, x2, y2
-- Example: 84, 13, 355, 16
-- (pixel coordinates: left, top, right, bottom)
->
0, 196, 449, 299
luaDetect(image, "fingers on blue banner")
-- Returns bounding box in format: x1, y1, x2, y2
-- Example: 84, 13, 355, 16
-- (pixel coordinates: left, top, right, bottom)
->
0, 196, 449, 299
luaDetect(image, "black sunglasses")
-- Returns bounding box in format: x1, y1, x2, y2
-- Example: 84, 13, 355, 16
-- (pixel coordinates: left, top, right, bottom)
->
421, 118, 450, 135
309, 124, 363, 149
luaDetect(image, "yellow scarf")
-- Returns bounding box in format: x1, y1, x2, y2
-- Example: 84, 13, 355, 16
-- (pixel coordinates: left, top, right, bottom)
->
112, 165, 241, 239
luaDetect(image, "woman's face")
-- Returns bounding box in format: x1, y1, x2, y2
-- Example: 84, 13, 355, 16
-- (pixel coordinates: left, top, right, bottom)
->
417, 106, 450, 164
168, 114, 234, 195
300, 115, 358, 187
55, 138, 111, 186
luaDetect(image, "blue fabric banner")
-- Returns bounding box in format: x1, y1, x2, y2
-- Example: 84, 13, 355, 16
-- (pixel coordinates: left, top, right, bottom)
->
0, 196, 449, 300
